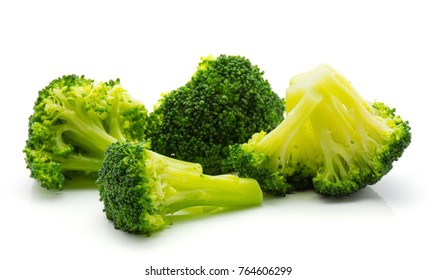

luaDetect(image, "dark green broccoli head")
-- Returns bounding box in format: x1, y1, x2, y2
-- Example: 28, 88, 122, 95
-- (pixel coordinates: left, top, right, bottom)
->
147, 54, 285, 175
97, 142, 168, 234
24, 74, 148, 190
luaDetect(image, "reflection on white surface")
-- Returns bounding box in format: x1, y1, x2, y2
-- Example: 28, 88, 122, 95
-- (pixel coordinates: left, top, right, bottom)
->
28, 175, 396, 228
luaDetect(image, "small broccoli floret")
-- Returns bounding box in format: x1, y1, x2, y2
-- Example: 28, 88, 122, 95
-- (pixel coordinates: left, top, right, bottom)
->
97, 142, 263, 235
147, 54, 285, 175
24, 75, 150, 190
229, 64, 411, 197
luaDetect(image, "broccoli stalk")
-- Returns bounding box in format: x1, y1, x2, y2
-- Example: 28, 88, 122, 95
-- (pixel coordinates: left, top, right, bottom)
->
229, 64, 411, 197
42, 100, 118, 156
24, 75, 150, 190
250, 89, 323, 171
97, 142, 263, 235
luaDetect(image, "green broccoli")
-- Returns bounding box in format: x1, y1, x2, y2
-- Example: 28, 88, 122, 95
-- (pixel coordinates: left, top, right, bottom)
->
97, 141, 263, 235
23, 75, 152, 190
229, 64, 411, 197
146, 54, 285, 175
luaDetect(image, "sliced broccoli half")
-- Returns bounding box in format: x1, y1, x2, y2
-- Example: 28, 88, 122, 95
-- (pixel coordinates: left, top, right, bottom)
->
97, 142, 263, 235
24, 75, 150, 190
147, 54, 285, 175
229, 64, 411, 197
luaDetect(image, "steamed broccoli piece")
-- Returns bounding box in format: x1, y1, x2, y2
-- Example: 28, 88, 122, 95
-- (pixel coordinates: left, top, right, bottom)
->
146, 54, 285, 175
24, 75, 150, 190
229, 64, 411, 197
97, 141, 263, 235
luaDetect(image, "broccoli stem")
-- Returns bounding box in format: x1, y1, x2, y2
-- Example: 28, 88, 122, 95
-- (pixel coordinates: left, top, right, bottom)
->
313, 66, 393, 151
160, 168, 263, 213
45, 100, 118, 156
160, 157, 203, 174
146, 149, 204, 174
107, 86, 127, 142
256, 89, 323, 169
53, 154, 103, 173
323, 66, 392, 139
58, 113, 117, 156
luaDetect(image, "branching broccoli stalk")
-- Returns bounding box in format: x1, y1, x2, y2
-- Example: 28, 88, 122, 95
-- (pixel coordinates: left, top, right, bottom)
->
24, 75, 151, 190
97, 142, 263, 235
229, 64, 411, 197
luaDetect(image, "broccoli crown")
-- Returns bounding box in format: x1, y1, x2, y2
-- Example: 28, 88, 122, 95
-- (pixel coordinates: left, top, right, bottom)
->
147, 54, 285, 175
97, 142, 263, 235
229, 64, 411, 197
24, 75, 148, 190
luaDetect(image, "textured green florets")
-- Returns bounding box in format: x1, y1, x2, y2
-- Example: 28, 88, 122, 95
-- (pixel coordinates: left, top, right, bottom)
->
147, 54, 285, 175
97, 142, 167, 234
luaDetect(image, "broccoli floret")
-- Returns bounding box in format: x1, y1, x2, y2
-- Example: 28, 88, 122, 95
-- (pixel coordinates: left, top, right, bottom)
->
97, 141, 263, 235
229, 64, 411, 197
146, 54, 285, 175
24, 75, 150, 190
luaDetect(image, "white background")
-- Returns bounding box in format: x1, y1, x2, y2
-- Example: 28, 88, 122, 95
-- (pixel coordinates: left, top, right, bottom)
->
1, 0, 434, 279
